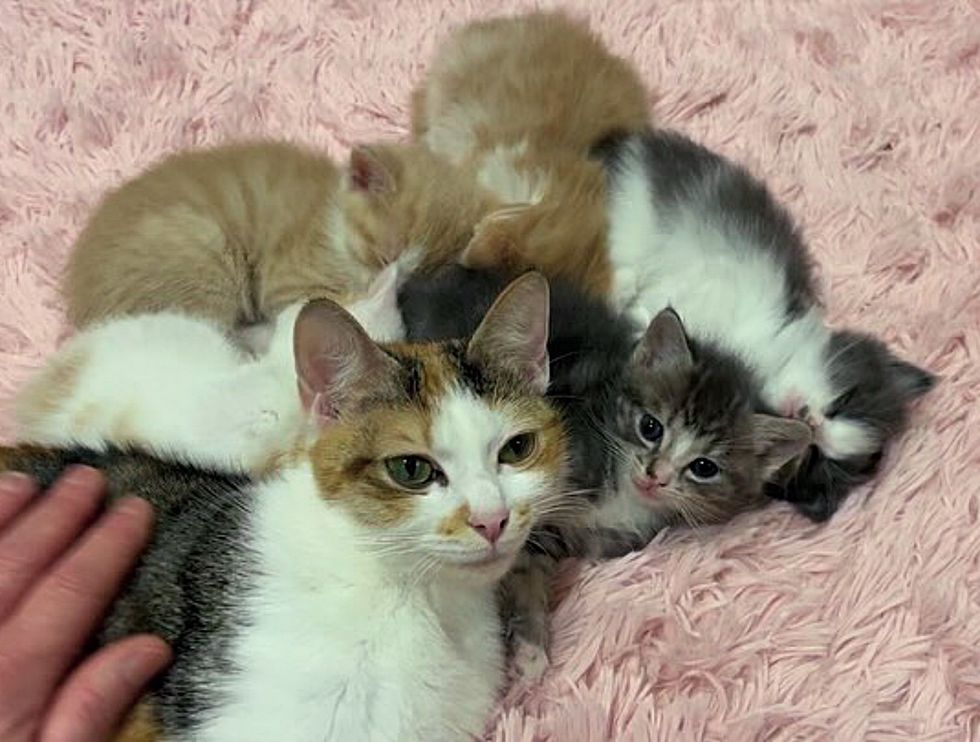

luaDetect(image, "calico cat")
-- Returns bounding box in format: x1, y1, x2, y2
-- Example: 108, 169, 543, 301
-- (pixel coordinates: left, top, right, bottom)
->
65, 139, 495, 337
592, 130, 935, 520
2, 273, 568, 741
18, 263, 404, 474
410, 11, 651, 297
399, 265, 811, 674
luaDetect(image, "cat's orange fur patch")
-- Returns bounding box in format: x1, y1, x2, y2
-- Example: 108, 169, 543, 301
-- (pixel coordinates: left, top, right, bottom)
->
513, 502, 533, 528
438, 504, 471, 536
114, 702, 161, 742
15, 345, 87, 431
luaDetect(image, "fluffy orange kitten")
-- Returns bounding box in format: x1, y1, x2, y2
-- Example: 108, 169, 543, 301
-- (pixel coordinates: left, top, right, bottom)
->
66, 140, 495, 333
410, 11, 651, 296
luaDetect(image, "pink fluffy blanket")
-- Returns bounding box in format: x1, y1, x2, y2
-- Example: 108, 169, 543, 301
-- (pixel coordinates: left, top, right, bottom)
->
1, 1, 977, 738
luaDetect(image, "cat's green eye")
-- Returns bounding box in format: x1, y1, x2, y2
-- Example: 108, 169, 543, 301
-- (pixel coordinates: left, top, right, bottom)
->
498, 432, 537, 465
385, 456, 440, 490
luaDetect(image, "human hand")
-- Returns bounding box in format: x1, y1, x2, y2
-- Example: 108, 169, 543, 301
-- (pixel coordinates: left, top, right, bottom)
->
0, 466, 171, 742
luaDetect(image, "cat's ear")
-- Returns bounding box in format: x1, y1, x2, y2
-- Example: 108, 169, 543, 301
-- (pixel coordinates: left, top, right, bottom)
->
293, 299, 400, 425
635, 308, 693, 371
888, 356, 936, 401
752, 414, 813, 481
348, 145, 397, 195
467, 272, 550, 394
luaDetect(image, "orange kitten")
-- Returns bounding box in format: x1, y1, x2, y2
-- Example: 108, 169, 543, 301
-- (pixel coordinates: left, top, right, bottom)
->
411, 11, 651, 296
66, 140, 495, 333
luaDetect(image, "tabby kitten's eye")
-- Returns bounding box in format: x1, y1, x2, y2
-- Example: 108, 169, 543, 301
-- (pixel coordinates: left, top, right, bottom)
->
385, 456, 440, 490
498, 433, 537, 465
687, 457, 720, 481
637, 413, 664, 444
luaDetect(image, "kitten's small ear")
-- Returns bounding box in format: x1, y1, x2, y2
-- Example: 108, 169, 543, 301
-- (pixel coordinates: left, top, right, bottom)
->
753, 414, 813, 481
635, 308, 693, 371
889, 357, 936, 401
293, 299, 400, 425
348, 145, 396, 194
467, 272, 550, 394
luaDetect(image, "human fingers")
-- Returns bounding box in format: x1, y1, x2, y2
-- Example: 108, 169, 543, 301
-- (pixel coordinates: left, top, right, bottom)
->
0, 467, 105, 622
40, 634, 171, 742
0, 472, 37, 531
2, 497, 153, 696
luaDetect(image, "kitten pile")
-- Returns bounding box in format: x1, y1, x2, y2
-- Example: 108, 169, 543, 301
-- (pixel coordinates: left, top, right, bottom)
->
4, 10, 933, 741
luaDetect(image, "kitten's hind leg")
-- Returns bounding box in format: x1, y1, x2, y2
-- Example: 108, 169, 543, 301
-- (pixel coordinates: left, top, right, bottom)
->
498, 550, 557, 685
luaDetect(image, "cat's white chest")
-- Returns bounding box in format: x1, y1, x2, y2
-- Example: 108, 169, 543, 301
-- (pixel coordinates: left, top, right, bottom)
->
195, 472, 504, 742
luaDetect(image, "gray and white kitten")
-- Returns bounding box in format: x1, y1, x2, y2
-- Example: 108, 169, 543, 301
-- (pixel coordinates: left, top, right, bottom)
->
593, 129, 935, 522
399, 265, 810, 675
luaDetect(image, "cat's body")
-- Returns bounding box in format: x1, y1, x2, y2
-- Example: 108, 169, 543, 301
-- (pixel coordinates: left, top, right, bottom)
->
400, 265, 810, 671
18, 265, 405, 474
594, 130, 934, 519
0, 446, 507, 742
4, 275, 567, 740
411, 11, 651, 297
65, 140, 494, 336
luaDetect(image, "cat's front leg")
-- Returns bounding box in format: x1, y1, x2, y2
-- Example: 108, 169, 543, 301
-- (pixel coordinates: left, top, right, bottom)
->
497, 550, 557, 685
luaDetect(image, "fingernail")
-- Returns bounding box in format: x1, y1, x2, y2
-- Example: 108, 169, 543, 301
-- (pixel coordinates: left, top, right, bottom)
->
0, 471, 35, 492
62, 465, 103, 489
124, 640, 172, 684
112, 497, 154, 529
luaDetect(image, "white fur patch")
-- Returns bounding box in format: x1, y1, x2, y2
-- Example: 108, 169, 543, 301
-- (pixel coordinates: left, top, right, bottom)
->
475, 141, 547, 206
196, 464, 505, 742
424, 387, 553, 560
422, 101, 483, 164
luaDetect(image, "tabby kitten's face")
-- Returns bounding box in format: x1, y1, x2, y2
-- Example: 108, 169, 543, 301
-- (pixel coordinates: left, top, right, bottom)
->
296, 273, 566, 582
611, 310, 811, 527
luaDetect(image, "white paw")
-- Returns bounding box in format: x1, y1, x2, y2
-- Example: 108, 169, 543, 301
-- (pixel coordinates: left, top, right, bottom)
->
511, 639, 549, 686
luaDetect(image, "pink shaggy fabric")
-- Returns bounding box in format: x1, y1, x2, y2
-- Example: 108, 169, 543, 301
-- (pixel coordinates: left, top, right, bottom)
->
1, 1, 978, 738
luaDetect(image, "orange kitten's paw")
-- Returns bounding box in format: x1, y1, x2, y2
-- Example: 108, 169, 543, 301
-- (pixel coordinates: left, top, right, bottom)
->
510, 637, 550, 687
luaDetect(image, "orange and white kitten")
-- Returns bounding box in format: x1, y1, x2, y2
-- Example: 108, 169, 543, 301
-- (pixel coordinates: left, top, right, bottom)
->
411, 11, 651, 296
65, 139, 495, 336
2, 273, 569, 741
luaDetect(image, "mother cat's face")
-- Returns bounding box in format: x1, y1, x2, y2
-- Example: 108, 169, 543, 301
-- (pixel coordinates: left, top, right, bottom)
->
300, 273, 568, 583
608, 309, 811, 527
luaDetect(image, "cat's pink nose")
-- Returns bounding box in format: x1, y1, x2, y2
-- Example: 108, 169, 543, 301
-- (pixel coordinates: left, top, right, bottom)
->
468, 510, 509, 545
649, 463, 673, 487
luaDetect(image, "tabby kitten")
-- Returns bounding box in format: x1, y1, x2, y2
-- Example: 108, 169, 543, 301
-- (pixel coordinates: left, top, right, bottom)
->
399, 265, 810, 675
410, 10, 651, 297
65, 139, 495, 337
3, 273, 567, 741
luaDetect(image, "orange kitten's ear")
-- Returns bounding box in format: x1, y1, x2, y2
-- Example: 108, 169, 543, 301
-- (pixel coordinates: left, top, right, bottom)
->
293, 299, 400, 425
467, 272, 550, 394
635, 308, 693, 372
752, 414, 813, 481
348, 145, 396, 194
